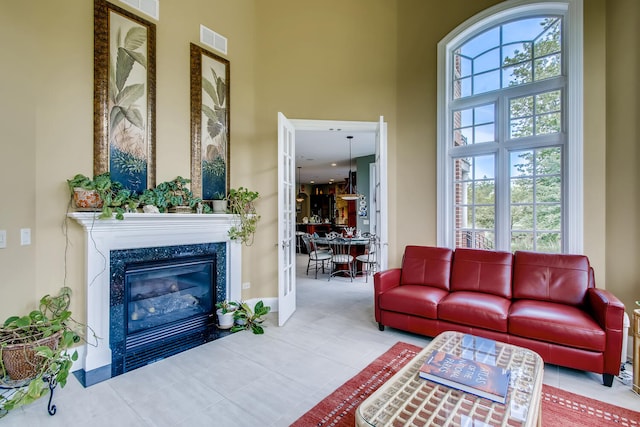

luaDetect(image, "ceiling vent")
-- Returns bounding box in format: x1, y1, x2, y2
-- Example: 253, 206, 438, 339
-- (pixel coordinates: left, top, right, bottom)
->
200, 25, 228, 55
120, 0, 159, 20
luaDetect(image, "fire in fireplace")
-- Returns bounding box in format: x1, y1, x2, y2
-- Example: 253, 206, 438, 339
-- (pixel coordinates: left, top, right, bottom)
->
110, 243, 227, 377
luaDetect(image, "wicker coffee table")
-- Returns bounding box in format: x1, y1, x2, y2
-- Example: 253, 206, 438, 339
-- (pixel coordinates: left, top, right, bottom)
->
356, 331, 543, 426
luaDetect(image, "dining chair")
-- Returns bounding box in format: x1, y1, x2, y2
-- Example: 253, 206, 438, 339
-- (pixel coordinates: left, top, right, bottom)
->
313, 231, 333, 253
301, 233, 331, 279
295, 231, 306, 253
356, 234, 377, 282
328, 238, 354, 281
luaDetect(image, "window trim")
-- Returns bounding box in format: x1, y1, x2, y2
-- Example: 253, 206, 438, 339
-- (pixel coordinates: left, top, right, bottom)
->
437, 0, 583, 253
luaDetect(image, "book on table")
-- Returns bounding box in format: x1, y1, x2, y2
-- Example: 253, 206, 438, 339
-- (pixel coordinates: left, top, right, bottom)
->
419, 349, 510, 404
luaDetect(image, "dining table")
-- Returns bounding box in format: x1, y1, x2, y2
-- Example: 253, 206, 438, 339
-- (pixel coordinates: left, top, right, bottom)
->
312, 236, 370, 277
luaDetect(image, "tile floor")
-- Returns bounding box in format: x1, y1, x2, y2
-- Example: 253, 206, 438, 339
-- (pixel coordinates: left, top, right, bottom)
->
1, 255, 638, 426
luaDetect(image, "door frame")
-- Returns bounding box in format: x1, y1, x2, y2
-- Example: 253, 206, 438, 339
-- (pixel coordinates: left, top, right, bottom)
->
278, 117, 388, 316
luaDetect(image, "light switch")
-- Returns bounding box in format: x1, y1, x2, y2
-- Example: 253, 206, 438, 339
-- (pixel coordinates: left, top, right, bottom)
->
0, 230, 6, 248
20, 228, 31, 246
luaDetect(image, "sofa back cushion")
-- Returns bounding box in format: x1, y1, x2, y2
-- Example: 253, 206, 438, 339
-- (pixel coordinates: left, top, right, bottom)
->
400, 246, 453, 290
513, 251, 590, 306
450, 248, 513, 298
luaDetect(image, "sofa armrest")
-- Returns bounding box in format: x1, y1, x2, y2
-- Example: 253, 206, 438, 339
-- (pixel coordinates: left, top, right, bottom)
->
587, 288, 625, 330
587, 288, 625, 377
373, 268, 401, 324
374, 268, 402, 294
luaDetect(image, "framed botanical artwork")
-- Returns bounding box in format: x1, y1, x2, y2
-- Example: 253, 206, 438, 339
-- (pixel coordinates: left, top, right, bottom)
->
190, 43, 230, 200
94, 0, 156, 194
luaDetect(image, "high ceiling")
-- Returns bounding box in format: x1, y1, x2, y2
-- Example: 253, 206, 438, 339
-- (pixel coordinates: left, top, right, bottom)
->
295, 129, 375, 186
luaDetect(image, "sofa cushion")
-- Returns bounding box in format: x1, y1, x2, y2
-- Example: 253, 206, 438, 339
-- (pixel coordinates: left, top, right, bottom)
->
513, 251, 590, 306
438, 291, 510, 332
509, 300, 606, 352
450, 248, 513, 299
400, 246, 453, 291
379, 285, 449, 319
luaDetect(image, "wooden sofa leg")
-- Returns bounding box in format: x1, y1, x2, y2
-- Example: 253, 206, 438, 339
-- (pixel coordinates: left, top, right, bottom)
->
378, 323, 385, 331
602, 373, 614, 387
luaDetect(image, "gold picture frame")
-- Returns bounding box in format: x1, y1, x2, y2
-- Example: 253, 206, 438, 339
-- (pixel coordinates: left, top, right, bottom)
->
190, 43, 230, 200
94, 0, 156, 193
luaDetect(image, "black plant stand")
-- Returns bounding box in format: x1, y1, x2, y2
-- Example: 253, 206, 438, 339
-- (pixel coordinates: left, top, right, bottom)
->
0, 373, 58, 417
43, 374, 58, 415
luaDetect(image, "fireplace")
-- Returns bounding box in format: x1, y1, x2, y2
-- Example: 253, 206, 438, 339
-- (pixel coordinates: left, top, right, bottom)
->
110, 247, 224, 376
68, 212, 243, 386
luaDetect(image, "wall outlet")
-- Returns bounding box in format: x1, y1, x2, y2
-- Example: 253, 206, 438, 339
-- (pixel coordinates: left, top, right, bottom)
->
242, 282, 251, 289
20, 228, 31, 246
0, 230, 6, 249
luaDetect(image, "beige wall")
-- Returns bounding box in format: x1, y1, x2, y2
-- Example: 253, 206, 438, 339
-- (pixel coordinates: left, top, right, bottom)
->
0, 0, 638, 324
605, 0, 640, 315
251, 0, 398, 293
395, 0, 502, 261
0, 0, 257, 319
0, 1, 39, 315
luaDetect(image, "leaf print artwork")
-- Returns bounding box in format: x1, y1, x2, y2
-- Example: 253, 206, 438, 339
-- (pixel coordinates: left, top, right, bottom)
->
108, 12, 149, 194
200, 52, 229, 200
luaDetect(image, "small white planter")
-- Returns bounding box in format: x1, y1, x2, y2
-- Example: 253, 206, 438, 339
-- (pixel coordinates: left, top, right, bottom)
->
212, 200, 227, 214
216, 309, 235, 329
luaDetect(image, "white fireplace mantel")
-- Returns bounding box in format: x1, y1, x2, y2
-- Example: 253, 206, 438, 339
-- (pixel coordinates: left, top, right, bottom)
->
68, 212, 242, 385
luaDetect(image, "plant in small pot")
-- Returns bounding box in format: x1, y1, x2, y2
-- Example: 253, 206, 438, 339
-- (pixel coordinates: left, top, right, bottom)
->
212, 192, 227, 214
231, 300, 271, 334
67, 173, 138, 220
215, 300, 239, 330
0, 287, 97, 417
227, 187, 260, 246
139, 177, 211, 214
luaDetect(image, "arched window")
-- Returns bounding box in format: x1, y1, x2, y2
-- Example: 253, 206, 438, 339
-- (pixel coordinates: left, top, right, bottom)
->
437, 0, 583, 253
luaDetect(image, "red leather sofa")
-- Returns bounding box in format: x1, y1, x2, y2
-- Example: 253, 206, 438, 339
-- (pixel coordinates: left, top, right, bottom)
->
374, 246, 626, 386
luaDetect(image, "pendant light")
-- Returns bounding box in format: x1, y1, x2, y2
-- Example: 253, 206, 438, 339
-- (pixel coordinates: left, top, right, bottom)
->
296, 166, 304, 203
341, 136, 360, 201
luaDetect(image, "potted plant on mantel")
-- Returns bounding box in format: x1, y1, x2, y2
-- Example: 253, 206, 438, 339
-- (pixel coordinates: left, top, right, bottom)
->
68, 174, 212, 218
67, 173, 138, 220
226, 187, 260, 246
0, 287, 97, 417
211, 192, 227, 214
138, 176, 210, 214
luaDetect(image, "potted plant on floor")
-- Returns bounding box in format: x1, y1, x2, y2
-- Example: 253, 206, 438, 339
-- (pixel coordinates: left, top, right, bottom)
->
231, 300, 271, 334
215, 300, 239, 329
0, 287, 97, 417
226, 187, 260, 246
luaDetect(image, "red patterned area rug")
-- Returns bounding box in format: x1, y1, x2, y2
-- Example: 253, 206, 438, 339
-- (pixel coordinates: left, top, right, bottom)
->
291, 342, 640, 427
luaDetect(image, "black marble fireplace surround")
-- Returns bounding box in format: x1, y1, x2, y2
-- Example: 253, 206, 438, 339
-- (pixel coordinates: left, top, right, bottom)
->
109, 243, 227, 378
68, 212, 243, 387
